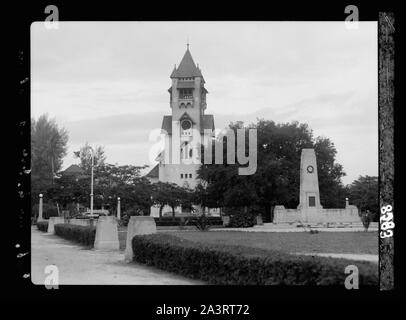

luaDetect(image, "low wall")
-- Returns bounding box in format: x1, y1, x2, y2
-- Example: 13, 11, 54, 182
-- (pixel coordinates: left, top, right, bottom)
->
67, 218, 97, 227
273, 206, 301, 224
274, 205, 360, 224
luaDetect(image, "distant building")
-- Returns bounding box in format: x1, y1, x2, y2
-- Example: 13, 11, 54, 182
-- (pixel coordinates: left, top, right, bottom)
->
61, 164, 87, 181
145, 164, 159, 184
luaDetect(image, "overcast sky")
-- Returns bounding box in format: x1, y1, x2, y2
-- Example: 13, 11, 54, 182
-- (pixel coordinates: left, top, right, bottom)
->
31, 21, 377, 185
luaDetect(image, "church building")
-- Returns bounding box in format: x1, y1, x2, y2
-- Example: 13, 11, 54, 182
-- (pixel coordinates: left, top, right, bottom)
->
146, 45, 217, 216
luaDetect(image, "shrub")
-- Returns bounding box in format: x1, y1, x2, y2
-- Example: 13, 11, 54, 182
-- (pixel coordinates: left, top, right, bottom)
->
194, 214, 211, 231
154, 216, 222, 227
360, 211, 374, 231
32, 203, 59, 219
36, 221, 49, 232
54, 223, 96, 247
121, 206, 144, 226
131, 233, 378, 286
228, 211, 256, 228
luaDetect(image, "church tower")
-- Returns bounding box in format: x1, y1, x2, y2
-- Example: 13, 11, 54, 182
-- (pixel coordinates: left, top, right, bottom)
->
147, 45, 215, 198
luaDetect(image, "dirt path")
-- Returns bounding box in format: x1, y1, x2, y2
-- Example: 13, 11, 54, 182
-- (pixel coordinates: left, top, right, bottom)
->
31, 227, 203, 285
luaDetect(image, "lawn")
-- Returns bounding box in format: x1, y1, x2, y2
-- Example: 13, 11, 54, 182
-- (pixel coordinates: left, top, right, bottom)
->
162, 231, 378, 255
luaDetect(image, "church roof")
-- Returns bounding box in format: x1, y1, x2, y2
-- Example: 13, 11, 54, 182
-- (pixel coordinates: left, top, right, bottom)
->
179, 112, 196, 124
161, 114, 215, 135
170, 48, 203, 79
145, 164, 159, 178
161, 115, 172, 134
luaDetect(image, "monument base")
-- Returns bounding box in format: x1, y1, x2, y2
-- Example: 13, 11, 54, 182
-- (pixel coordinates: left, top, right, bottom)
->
274, 205, 360, 224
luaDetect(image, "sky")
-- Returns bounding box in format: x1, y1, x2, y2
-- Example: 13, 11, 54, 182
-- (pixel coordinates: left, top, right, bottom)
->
31, 21, 378, 185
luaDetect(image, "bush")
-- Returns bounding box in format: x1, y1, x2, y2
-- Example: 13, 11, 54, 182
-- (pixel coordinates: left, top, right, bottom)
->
228, 211, 256, 228
36, 221, 49, 232
120, 206, 144, 226
54, 223, 96, 247
131, 233, 378, 286
154, 216, 222, 227
360, 211, 375, 231
194, 214, 211, 231
32, 203, 59, 219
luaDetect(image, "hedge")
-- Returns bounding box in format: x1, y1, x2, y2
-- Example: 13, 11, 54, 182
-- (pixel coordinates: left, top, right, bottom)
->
131, 234, 378, 286
228, 213, 256, 228
32, 203, 59, 219
54, 223, 96, 247
154, 217, 222, 227
36, 221, 49, 232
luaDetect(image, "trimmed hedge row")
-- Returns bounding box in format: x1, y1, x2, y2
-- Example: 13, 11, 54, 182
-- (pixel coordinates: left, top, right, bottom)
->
154, 217, 222, 227
132, 234, 378, 286
36, 221, 49, 232
54, 223, 96, 247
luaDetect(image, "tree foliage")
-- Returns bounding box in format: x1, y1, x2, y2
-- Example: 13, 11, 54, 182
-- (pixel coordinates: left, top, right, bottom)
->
74, 142, 106, 173
198, 119, 347, 221
31, 114, 69, 206
347, 175, 378, 218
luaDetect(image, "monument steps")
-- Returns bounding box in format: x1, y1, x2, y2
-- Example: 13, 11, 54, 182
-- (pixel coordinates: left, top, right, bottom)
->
254, 222, 378, 230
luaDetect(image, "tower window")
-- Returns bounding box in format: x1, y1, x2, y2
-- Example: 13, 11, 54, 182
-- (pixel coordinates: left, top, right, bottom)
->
180, 174, 183, 179
189, 174, 192, 178
179, 89, 193, 99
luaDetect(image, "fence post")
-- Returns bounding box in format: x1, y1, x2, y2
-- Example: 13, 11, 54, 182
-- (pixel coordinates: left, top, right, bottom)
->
117, 197, 121, 220
38, 194, 44, 222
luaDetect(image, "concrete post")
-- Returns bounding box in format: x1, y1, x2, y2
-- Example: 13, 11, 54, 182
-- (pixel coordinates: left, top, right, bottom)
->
38, 194, 44, 222
124, 216, 156, 262
117, 197, 121, 220
47, 217, 65, 233
345, 198, 349, 208
94, 216, 119, 250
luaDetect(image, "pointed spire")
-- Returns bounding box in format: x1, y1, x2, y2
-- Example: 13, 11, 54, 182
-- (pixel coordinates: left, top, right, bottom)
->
170, 47, 202, 78
170, 64, 177, 78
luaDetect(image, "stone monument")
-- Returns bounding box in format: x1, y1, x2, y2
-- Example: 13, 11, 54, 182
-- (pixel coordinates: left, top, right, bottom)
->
274, 148, 360, 224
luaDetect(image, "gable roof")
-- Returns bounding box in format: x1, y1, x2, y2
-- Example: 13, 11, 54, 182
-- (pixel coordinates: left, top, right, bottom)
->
63, 164, 84, 175
145, 164, 159, 178
179, 112, 195, 124
170, 49, 203, 79
201, 114, 215, 132
161, 114, 215, 135
161, 115, 172, 134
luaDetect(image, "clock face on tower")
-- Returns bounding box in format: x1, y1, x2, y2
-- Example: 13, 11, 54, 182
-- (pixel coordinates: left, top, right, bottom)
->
307, 165, 314, 173
181, 120, 192, 130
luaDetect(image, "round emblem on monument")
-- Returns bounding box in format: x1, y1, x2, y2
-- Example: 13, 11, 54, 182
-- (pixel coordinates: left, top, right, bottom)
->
307, 165, 314, 173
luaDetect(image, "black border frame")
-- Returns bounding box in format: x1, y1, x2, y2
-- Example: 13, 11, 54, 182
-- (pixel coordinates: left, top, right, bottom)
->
10, 1, 401, 302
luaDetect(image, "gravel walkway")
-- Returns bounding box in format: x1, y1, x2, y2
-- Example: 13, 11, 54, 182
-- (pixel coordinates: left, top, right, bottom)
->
31, 227, 203, 285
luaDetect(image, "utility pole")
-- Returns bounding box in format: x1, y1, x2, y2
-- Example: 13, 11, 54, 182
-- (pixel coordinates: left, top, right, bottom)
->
90, 148, 94, 215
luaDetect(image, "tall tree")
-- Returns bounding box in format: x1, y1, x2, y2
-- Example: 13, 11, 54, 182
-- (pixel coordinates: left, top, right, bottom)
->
31, 114, 68, 198
347, 175, 378, 218
314, 137, 347, 208
198, 119, 346, 221
74, 142, 106, 173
